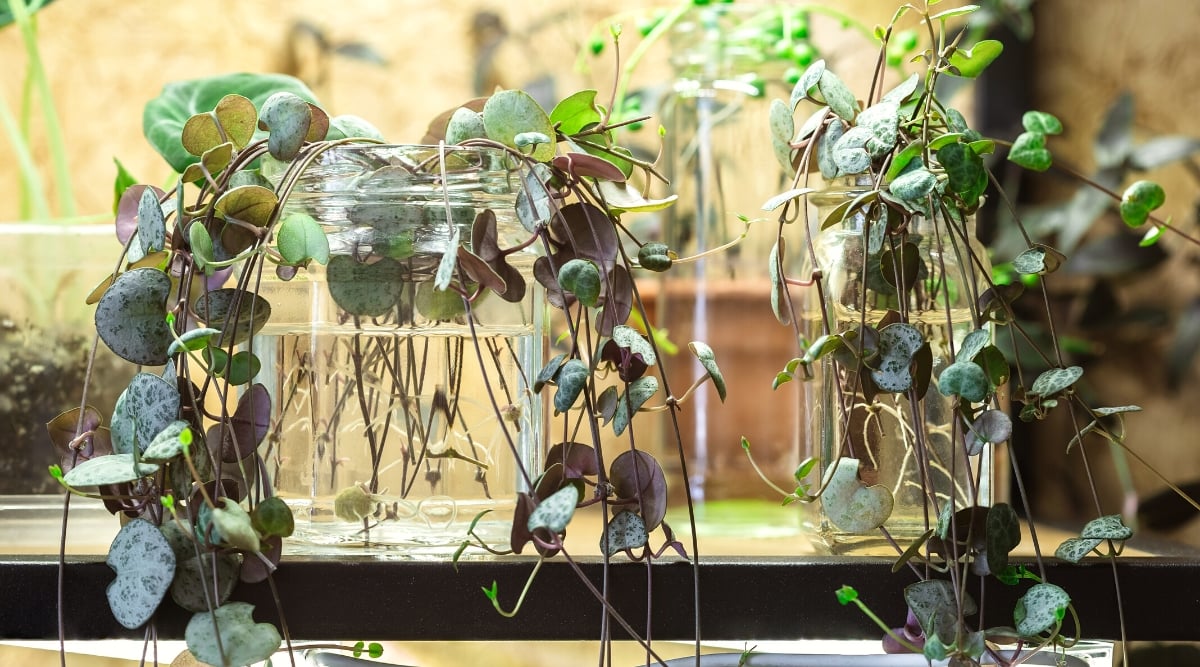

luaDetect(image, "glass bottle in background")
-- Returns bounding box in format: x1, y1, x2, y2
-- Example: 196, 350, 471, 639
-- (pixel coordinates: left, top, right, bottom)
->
259, 145, 542, 554
802, 176, 995, 554
654, 5, 812, 536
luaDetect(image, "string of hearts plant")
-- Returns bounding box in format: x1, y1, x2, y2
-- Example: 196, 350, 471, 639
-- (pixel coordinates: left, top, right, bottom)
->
45, 62, 723, 664
758, 2, 1200, 666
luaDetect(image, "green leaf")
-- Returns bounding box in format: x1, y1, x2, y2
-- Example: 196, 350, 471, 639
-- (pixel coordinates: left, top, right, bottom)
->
958, 329, 991, 363
142, 421, 193, 462
938, 142, 987, 205
137, 188, 166, 255
946, 39, 1003, 78
106, 519, 176, 630
790, 60, 826, 109
871, 323, 924, 393
483, 89, 555, 162
822, 457, 894, 532
112, 372, 180, 454
326, 114, 384, 141
220, 350, 262, 386
445, 107, 487, 144
209, 502, 262, 551
62, 453, 159, 487
326, 255, 404, 317
553, 359, 589, 413
1119, 180, 1166, 228
533, 354, 568, 394
1029, 366, 1084, 397
881, 73, 921, 105
597, 180, 678, 214
817, 69, 860, 122
855, 100, 900, 156
1055, 537, 1102, 563
769, 239, 790, 325
1080, 514, 1133, 540
185, 602, 282, 667
888, 166, 937, 204
528, 484, 580, 534
194, 288, 272, 345
188, 221, 215, 272
1022, 111, 1063, 135
550, 90, 602, 136
95, 268, 173, 366
816, 118, 845, 179
637, 242, 673, 271
144, 73, 319, 174
931, 4, 980, 20
257, 91, 313, 161
769, 98, 796, 170
613, 376, 659, 436
171, 552, 240, 613
167, 327, 221, 358
689, 341, 726, 401
601, 510, 648, 556
1012, 244, 1066, 275
1014, 583, 1071, 637
558, 259, 602, 307
252, 496, 296, 539
611, 324, 658, 367
1008, 131, 1052, 171
938, 361, 989, 402
276, 212, 330, 265
986, 503, 1022, 573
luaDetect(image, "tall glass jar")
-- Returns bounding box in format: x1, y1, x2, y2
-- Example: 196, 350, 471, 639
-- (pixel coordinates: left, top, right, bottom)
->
802, 176, 995, 554
258, 145, 542, 554
654, 4, 808, 536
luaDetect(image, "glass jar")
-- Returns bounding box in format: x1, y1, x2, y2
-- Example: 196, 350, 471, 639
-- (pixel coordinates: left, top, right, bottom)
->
653, 3, 807, 536
258, 145, 542, 554
801, 176, 995, 554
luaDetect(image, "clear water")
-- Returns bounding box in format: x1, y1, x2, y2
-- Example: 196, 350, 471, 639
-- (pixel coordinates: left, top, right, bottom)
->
802, 308, 994, 556
258, 322, 539, 554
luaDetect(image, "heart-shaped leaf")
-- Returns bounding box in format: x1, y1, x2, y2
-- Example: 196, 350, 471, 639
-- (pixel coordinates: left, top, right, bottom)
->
609, 450, 668, 530
938, 141, 988, 205
938, 361, 989, 403
612, 375, 659, 436
1080, 514, 1133, 540
62, 453, 159, 487
985, 503, 1021, 573
1009, 131, 1052, 171
252, 497, 295, 539
1055, 537, 1102, 564
965, 409, 1012, 455
549, 89, 601, 135
112, 372, 181, 454
106, 518, 176, 629
601, 510, 648, 556
483, 89, 555, 162
185, 602, 282, 667
769, 98, 795, 170
822, 457, 894, 533
95, 268, 173, 366
689, 341, 726, 401
195, 288, 272, 346
257, 91, 313, 161
1022, 111, 1063, 135
817, 68, 859, 122
871, 323, 924, 393
171, 552, 241, 613
1119, 180, 1166, 228
209, 501, 262, 552
445, 107, 487, 144
527, 484, 580, 534
946, 39, 1003, 78
326, 255, 404, 317
1014, 583, 1071, 637
558, 258, 602, 307
1012, 244, 1066, 275
142, 420, 193, 462
1029, 366, 1083, 398
144, 73, 318, 174
137, 188, 166, 255
637, 242, 673, 272
552, 359, 589, 413
276, 212, 330, 265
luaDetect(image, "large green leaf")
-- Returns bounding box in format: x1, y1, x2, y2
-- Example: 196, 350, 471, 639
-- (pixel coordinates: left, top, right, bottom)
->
143, 73, 319, 173
482, 89, 555, 162
185, 602, 282, 667
106, 519, 176, 630
95, 268, 173, 366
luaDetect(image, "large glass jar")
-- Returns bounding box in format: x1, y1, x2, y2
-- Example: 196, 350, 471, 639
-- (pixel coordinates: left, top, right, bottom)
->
802, 176, 995, 554
258, 145, 542, 554
654, 3, 806, 536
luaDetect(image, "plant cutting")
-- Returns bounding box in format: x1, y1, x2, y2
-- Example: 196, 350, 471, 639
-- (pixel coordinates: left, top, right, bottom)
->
754, 1, 1200, 665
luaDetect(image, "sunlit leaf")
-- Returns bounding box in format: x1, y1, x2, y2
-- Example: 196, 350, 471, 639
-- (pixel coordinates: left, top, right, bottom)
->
483, 89, 555, 162
185, 602, 282, 667
822, 457, 893, 532
106, 519, 176, 629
